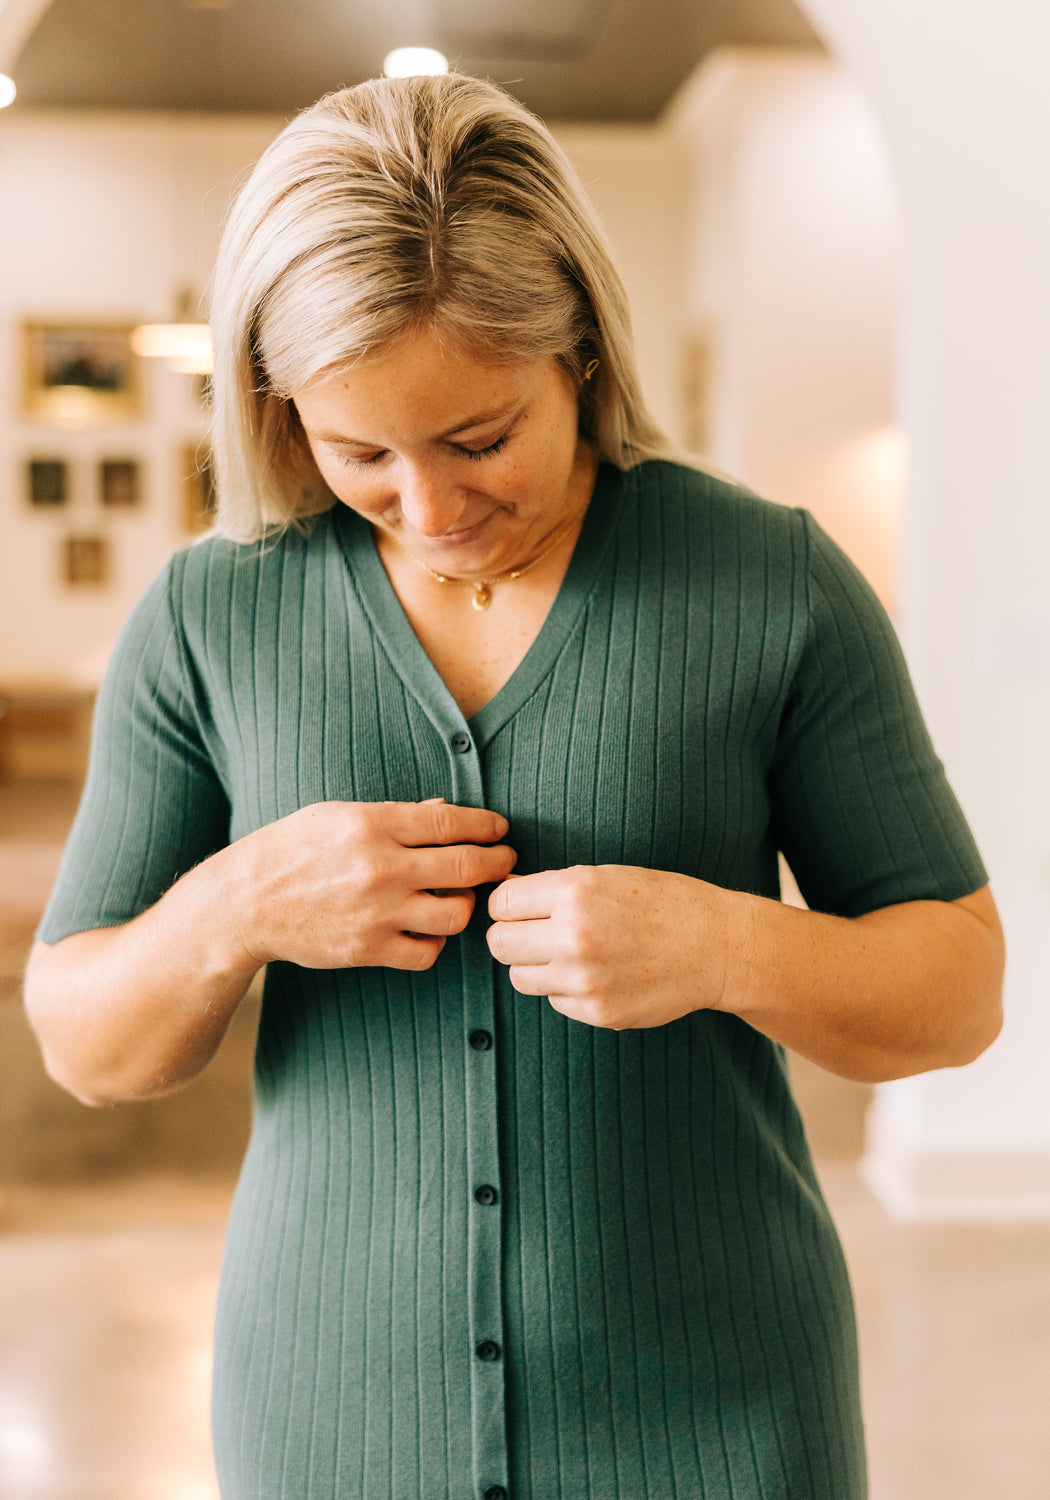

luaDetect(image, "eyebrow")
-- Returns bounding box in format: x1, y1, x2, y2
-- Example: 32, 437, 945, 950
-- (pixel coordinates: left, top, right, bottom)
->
307, 400, 523, 448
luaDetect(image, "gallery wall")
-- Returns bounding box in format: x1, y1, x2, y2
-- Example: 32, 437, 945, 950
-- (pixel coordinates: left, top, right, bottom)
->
0, 112, 279, 681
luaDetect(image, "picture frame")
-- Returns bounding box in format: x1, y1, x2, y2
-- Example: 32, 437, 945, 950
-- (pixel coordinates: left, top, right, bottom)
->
181, 443, 217, 534
62, 535, 110, 587
24, 321, 141, 426
27, 457, 69, 507
99, 457, 142, 508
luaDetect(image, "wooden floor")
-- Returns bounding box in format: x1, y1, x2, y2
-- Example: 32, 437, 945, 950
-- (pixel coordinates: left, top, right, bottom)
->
2, 779, 1048, 1499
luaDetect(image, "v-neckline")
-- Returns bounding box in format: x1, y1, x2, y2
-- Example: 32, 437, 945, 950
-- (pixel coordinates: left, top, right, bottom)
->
333, 463, 626, 749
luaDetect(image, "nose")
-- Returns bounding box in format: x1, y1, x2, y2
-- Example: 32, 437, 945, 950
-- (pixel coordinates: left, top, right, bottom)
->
397, 462, 469, 536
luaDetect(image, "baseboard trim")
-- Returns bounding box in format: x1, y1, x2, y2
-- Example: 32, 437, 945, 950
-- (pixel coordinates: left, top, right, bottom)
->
861, 1146, 1050, 1222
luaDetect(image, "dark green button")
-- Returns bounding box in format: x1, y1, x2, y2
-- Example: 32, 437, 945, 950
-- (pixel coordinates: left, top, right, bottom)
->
475, 1340, 501, 1362
450, 731, 472, 753
474, 1184, 498, 1206
484, 1488, 508, 1500
469, 1029, 492, 1051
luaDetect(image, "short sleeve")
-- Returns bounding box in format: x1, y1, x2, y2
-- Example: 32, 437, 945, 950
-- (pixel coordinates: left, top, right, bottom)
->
37, 555, 231, 942
769, 512, 987, 918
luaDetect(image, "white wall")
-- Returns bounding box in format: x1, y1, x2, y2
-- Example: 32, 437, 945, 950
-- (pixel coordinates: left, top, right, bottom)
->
801, 0, 1050, 1218
670, 51, 903, 605
553, 124, 688, 448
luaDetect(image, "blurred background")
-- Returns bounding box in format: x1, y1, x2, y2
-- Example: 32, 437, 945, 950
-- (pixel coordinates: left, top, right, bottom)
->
0, 0, 1048, 1496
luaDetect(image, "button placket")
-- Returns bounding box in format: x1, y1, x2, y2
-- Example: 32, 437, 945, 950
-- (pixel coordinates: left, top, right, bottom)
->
445, 721, 509, 1498
464, 934, 507, 1499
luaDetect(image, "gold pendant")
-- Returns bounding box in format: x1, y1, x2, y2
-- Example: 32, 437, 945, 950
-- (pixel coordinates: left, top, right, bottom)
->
472, 583, 492, 611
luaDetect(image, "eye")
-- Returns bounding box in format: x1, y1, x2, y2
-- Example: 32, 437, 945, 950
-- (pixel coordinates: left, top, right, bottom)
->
458, 434, 510, 462
331, 449, 386, 470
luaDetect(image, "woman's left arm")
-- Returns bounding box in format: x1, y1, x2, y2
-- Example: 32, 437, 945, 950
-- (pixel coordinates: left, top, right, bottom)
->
486, 867, 1004, 1083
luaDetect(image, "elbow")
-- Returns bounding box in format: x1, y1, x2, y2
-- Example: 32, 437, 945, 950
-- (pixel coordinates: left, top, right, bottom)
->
23, 963, 110, 1107
837, 974, 1005, 1087
948, 904, 1006, 1068
943, 884, 1006, 1069
36, 1039, 183, 1107
25, 973, 169, 1108
878, 977, 1004, 1084
38, 1047, 118, 1109
28, 1014, 130, 1107
949, 985, 1004, 1070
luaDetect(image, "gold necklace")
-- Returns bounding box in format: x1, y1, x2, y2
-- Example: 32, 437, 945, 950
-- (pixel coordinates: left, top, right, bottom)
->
387, 511, 583, 612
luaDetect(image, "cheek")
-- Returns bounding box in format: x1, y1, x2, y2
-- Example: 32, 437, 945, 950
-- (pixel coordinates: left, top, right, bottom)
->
308, 446, 379, 505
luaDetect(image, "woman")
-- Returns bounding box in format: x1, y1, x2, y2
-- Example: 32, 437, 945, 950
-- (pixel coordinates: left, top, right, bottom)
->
26, 74, 1002, 1500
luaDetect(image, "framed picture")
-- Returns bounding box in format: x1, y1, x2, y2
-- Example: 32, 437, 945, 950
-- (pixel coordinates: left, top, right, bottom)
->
27, 457, 69, 507
24, 321, 140, 425
181, 443, 217, 534
63, 535, 110, 587
99, 457, 142, 508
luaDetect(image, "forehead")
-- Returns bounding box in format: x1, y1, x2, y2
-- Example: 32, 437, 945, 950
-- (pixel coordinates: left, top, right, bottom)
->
293, 330, 568, 439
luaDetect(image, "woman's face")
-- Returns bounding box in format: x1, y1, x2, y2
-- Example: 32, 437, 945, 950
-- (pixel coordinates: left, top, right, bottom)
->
292, 328, 593, 578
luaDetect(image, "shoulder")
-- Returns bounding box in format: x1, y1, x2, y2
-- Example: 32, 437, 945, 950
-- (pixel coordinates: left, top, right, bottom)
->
611, 460, 809, 610
158, 511, 338, 637
169, 512, 332, 596
618, 459, 804, 549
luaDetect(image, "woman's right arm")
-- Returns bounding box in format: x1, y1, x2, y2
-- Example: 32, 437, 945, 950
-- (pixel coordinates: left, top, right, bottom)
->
25, 798, 513, 1107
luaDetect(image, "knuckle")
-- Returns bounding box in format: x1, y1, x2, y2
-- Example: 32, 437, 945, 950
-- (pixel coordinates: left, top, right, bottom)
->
442, 894, 473, 934
507, 964, 533, 995
407, 938, 441, 971
566, 962, 597, 999
450, 848, 482, 887
562, 914, 591, 960
354, 852, 387, 890
429, 803, 457, 844
342, 801, 372, 837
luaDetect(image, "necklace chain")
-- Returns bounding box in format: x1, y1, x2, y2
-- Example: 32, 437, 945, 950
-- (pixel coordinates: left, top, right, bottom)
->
387, 511, 582, 612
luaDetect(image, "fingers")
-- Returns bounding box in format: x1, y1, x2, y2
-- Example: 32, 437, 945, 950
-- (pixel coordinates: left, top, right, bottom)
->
381, 932, 447, 971
412, 841, 517, 891
384, 800, 510, 849
505, 965, 556, 997
486, 917, 553, 967
488, 869, 566, 921
404, 890, 476, 937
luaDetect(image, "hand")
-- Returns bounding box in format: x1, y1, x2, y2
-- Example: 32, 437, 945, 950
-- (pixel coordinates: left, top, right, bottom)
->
486, 864, 733, 1029
232, 799, 516, 971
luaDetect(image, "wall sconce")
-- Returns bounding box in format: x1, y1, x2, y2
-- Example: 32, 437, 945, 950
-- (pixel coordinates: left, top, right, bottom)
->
131, 290, 212, 375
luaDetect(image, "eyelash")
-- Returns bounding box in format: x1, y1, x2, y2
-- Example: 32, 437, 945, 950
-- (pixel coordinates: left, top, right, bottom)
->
463, 435, 510, 461
333, 434, 511, 469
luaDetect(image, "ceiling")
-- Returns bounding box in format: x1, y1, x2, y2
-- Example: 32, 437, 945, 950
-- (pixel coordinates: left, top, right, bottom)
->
10, 0, 823, 121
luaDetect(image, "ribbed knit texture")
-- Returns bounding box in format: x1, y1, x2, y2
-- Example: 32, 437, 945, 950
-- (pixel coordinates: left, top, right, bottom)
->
40, 462, 987, 1500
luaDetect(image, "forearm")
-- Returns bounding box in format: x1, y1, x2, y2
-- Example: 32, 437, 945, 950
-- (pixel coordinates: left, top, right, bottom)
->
25, 844, 262, 1107
713, 885, 1005, 1083
27, 799, 516, 1106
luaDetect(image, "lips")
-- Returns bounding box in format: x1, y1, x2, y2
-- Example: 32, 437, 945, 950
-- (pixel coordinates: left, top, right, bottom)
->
411, 511, 498, 551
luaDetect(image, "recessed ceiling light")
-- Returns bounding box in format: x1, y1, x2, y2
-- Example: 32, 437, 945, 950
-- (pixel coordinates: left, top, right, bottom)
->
0, 75, 16, 109
382, 47, 449, 79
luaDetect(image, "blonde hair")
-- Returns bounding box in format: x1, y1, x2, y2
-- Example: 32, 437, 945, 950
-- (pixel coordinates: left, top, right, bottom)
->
209, 72, 671, 539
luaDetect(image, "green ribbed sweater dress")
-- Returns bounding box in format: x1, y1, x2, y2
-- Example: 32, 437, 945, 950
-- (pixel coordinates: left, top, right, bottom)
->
40, 461, 987, 1500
